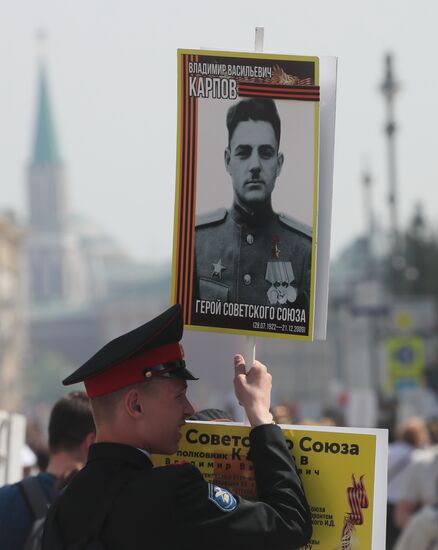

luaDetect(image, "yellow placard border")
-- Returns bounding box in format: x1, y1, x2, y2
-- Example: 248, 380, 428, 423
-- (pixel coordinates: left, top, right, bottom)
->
172, 48, 321, 342
153, 422, 382, 549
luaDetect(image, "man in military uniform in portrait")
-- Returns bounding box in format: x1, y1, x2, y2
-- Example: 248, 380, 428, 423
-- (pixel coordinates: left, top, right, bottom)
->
193, 97, 312, 332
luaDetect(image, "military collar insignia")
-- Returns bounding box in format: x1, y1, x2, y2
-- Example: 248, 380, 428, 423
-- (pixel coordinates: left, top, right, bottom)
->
230, 202, 275, 227
88, 443, 153, 469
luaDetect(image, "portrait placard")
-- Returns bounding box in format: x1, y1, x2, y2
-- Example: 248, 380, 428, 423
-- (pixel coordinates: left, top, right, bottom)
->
153, 422, 388, 549
172, 49, 322, 340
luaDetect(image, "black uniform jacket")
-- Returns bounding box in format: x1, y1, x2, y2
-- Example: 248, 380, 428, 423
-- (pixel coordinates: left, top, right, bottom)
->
194, 204, 311, 327
43, 425, 312, 550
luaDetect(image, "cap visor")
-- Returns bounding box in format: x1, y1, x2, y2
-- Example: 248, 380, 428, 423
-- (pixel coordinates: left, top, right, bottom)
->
172, 367, 198, 381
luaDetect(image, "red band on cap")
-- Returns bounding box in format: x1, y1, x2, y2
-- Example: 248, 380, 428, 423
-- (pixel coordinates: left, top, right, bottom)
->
85, 342, 183, 397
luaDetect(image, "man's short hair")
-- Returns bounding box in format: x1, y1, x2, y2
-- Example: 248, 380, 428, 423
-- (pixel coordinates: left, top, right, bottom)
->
90, 379, 158, 426
226, 98, 281, 147
48, 391, 95, 453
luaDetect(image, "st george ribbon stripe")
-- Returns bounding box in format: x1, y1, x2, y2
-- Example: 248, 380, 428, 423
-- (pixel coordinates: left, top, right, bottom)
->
178, 54, 190, 318
187, 56, 199, 323
346, 475, 368, 526
183, 55, 191, 322
239, 91, 319, 101
240, 83, 320, 92
182, 54, 191, 322
239, 90, 320, 100
240, 88, 320, 97
186, 55, 198, 323
176, 55, 186, 309
238, 83, 320, 101
177, 54, 198, 325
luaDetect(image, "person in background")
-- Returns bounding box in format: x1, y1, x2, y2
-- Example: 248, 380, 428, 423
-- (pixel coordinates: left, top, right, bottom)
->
26, 418, 50, 473
394, 499, 438, 550
427, 417, 438, 445
0, 392, 96, 550
271, 404, 293, 424
21, 445, 38, 478
388, 416, 430, 547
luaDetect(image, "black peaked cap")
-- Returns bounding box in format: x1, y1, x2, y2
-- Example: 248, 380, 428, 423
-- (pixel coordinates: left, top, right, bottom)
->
63, 304, 183, 386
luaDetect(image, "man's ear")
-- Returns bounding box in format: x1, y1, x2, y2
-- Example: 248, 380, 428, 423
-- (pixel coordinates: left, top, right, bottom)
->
224, 147, 231, 175
276, 152, 284, 177
124, 389, 143, 418
84, 431, 96, 450
78, 431, 96, 463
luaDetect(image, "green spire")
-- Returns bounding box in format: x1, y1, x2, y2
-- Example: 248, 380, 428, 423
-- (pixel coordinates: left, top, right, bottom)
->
32, 61, 61, 164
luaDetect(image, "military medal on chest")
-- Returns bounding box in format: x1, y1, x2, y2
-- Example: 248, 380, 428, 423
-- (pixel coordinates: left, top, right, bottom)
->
265, 235, 297, 305
211, 258, 226, 279
271, 234, 281, 259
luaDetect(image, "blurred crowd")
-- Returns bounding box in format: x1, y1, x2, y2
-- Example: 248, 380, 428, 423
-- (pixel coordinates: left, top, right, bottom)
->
273, 403, 438, 549
3, 395, 438, 549
274, 402, 438, 550
385, 415, 438, 550
0, 393, 96, 550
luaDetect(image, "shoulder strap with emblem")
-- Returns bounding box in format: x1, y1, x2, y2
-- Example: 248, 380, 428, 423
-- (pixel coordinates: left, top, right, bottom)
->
195, 208, 227, 228
278, 213, 312, 239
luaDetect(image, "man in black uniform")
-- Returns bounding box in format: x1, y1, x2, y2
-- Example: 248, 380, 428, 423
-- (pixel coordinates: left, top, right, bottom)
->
43, 304, 312, 550
194, 98, 312, 333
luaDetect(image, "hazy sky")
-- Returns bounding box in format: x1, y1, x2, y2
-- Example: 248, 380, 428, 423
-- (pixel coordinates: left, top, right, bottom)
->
1, 0, 437, 263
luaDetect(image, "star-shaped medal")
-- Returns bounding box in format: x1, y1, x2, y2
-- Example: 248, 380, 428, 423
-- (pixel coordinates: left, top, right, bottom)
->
212, 259, 226, 279
272, 235, 281, 259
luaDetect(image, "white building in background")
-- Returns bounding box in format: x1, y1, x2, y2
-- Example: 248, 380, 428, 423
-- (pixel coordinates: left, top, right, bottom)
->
0, 211, 25, 411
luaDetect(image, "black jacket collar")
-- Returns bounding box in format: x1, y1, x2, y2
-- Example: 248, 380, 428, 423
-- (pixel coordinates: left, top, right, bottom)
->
87, 442, 153, 469
230, 201, 275, 227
